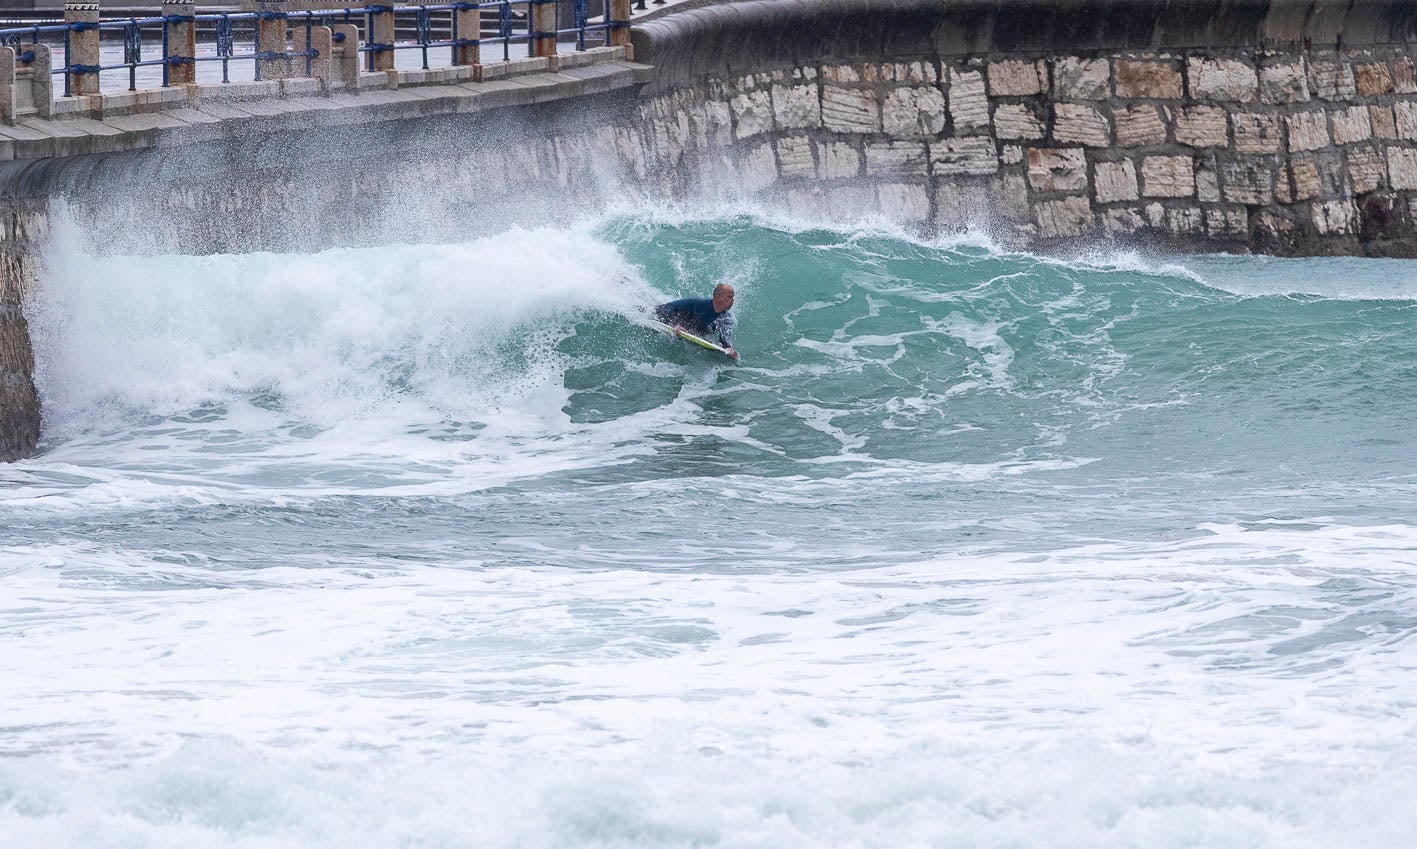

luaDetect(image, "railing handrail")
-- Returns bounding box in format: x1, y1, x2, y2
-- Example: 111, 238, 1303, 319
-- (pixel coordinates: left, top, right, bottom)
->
0, 0, 627, 100
0, 3, 566, 39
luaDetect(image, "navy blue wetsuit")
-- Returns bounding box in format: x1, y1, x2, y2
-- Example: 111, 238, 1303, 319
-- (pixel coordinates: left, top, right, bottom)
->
654, 297, 736, 348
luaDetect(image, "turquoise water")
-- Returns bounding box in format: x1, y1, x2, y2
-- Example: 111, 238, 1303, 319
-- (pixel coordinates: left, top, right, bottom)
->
2, 212, 1415, 846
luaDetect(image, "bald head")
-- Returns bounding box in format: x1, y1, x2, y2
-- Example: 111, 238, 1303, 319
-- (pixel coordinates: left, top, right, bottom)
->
712, 283, 735, 312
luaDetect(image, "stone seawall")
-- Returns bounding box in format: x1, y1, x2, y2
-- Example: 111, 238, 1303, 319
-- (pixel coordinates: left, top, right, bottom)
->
0, 197, 44, 461
630, 0, 1417, 255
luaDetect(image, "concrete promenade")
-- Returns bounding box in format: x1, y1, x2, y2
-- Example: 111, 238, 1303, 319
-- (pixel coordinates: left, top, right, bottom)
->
1, 1, 652, 175
0, 48, 648, 170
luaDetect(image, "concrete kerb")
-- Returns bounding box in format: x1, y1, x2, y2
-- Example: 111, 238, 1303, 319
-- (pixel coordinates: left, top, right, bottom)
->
0, 59, 649, 170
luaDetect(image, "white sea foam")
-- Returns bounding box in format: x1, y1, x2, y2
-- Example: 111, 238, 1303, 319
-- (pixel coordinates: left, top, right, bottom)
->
6, 212, 1416, 847
3, 522, 1416, 847
31, 220, 658, 434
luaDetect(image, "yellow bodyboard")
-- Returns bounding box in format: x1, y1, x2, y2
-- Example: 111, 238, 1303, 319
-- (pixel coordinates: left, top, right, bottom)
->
646, 319, 737, 359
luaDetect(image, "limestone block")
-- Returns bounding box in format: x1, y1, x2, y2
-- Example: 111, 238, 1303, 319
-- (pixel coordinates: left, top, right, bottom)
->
1255, 210, 1299, 244
1286, 111, 1330, 152
704, 99, 734, 147
1053, 57, 1110, 100
785, 187, 825, 220
1143, 202, 1167, 228
1394, 101, 1417, 140
1188, 58, 1258, 103
949, 69, 990, 132
739, 142, 778, 192
1001, 145, 1023, 165
1027, 147, 1088, 192
1205, 206, 1249, 238
1141, 155, 1194, 197
1114, 60, 1183, 99
1260, 62, 1309, 103
1394, 59, 1417, 94
1348, 146, 1386, 194
1288, 157, 1320, 202
936, 182, 993, 227
1115, 105, 1167, 147
826, 183, 877, 214
1166, 206, 1204, 236
865, 140, 929, 176
732, 90, 772, 139
1308, 61, 1355, 100
772, 84, 821, 130
931, 136, 999, 176
1102, 206, 1146, 235
1093, 159, 1139, 202
1331, 106, 1372, 145
895, 62, 937, 85
878, 182, 931, 223
993, 103, 1044, 140
1354, 63, 1393, 96
1175, 106, 1229, 148
776, 135, 815, 179
1273, 168, 1293, 205
822, 65, 861, 84
1386, 146, 1417, 190
995, 172, 1030, 219
817, 140, 861, 179
1370, 105, 1398, 139
822, 86, 879, 133
1312, 199, 1357, 235
1035, 196, 1094, 237
1232, 113, 1281, 154
1052, 103, 1110, 147
615, 127, 648, 180
1196, 159, 1221, 202
883, 87, 947, 137
1315, 150, 1347, 196
1221, 159, 1275, 204
988, 59, 1046, 96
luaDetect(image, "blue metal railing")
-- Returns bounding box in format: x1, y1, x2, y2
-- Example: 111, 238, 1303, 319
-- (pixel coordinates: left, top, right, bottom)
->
0, 1, 622, 95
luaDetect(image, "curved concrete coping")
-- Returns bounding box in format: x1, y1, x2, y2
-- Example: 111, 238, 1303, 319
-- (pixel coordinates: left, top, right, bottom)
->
632, 0, 1417, 92
0, 48, 652, 197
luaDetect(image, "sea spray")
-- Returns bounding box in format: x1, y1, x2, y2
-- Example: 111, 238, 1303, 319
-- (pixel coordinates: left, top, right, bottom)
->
3, 210, 1416, 847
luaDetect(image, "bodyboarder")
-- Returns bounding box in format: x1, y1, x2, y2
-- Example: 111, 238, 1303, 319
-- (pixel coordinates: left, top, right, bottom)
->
654, 283, 739, 359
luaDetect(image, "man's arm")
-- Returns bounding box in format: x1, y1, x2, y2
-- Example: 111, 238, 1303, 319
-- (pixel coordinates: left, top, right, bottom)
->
713, 311, 736, 348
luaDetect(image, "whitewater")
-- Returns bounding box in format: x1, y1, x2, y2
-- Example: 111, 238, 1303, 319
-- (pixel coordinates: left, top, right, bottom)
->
2, 209, 1416, 847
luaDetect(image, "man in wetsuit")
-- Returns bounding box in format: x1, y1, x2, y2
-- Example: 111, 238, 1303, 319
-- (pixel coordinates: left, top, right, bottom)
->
654, 283, 739, 359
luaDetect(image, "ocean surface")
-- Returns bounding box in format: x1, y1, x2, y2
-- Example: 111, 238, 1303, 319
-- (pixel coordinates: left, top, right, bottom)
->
2, 210, 1415, 847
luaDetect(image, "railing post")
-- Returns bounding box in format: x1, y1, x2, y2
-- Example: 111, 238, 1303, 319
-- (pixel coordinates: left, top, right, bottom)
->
367, 3, 394, 73
64, 2, 101, 96
452, 2, 480, 68
0, 48, 14, 125
27, 44, 54, 117
530, 0, 556, 59
609, 0, 630, 52
162, 0, 196, 86
256, 0, 291, 81
307, 24, 333, 90
333, 23, 359, 88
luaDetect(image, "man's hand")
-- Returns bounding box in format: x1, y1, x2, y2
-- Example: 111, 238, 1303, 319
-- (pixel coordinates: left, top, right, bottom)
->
725, 347, 739, 360
673, 325, 685, 338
